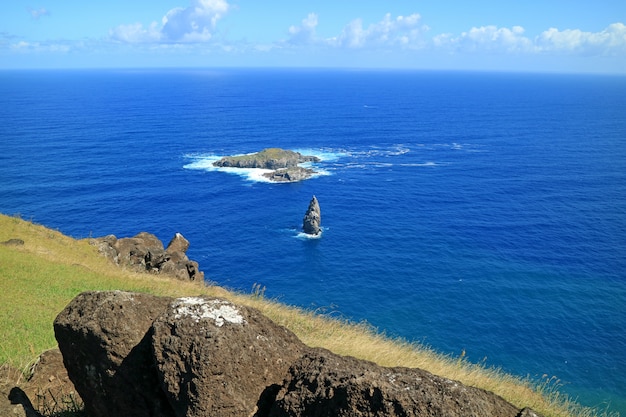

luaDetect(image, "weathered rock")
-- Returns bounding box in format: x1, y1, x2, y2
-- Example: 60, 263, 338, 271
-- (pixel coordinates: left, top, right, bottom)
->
151, 296, 307, 417
54, 291, 176, 417
89, 232, 204, 281
166, 233, 190, 254
263, 167, 317, 183
113, 232, 164, 268
302, 195, 321, 235
93, 234, 118, 260
1, 350, 79, 417
23, 349, 81, 414
266, 349, 523, 417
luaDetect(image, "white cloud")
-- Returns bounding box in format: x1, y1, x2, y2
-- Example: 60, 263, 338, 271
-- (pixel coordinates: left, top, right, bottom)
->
288, 13, 318, 44
28, 7, 50, 20
430, 23, 626, 57
536, 23, 626, 55
433, 25, 534, 53
110, 22, 161, 43
11, 40, 70, 53
110, 0, 230, 44
330, 13, 425, 49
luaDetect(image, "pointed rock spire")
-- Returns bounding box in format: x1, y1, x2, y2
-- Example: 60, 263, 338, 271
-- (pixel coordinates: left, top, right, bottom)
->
302, 195, 321, 235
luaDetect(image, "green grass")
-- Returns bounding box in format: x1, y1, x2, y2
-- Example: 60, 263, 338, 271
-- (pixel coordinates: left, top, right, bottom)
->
0, 214, 617, 417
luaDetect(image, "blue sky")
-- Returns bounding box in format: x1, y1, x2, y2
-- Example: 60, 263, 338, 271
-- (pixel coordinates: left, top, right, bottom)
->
1, 0, 625, 73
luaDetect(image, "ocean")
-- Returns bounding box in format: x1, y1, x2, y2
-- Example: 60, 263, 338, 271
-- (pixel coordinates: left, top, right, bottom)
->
1, 68, 625, 415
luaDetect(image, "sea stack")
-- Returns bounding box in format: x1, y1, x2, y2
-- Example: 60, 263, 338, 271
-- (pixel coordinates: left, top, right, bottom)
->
302, 195, 322, 235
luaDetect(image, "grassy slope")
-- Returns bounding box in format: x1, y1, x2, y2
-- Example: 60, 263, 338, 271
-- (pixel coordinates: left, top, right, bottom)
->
0, 214, 609, 417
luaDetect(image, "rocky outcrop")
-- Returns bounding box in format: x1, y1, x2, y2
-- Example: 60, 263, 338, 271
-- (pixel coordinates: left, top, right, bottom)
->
263, 167, 317, 183
213, 148, 321, 183
266, 349, 521, 417
90, 232, 204, 281
53, 291, 544, 417
302, 195, 321, 235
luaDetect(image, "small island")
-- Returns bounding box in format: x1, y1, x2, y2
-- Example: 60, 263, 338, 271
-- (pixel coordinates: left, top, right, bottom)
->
212, 148, 321, 182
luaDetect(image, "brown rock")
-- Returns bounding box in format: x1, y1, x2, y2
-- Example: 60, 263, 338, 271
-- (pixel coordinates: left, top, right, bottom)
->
90, 232, 204, 281
22, 349, 81, 414
266, 349, 521, 417
113, 232, 164, 268
166, 233, 190, 254
151, 296, 307, 417
54, 291, 176, 417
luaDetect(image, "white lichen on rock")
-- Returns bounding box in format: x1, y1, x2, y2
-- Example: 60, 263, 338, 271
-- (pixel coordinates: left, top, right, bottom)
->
172, 297, 246, 326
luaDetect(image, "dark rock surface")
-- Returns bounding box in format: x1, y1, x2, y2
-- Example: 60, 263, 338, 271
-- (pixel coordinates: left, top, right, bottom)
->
266, 349, 522, 417
302, 195, 321, 235
53, 291, 545, 417
54, 291, 176, 417
151, 296, 307, 417
90, 232, 204, 281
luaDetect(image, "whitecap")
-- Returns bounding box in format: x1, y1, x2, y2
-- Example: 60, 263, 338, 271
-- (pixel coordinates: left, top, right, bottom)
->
295, 230, 323, 240
398, 162, 439, 167
292, 147, 348, 162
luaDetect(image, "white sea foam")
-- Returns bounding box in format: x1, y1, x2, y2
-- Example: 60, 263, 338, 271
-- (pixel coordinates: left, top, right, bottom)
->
292, 147, 347, 162
295, 230, 323, 239
399, 162, 439, 167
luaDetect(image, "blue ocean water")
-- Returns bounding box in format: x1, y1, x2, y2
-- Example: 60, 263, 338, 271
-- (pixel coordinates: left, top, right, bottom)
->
1, 69, 625, 415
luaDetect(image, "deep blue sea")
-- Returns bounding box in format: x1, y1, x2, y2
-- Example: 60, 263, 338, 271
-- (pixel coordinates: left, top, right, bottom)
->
1, 68, 625, 415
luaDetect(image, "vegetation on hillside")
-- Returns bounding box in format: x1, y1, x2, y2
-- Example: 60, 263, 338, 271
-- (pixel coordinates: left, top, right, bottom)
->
0, 214, 616, 417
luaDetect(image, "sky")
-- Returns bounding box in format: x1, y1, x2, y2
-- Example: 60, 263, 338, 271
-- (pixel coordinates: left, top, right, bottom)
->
1, 0, 625, 73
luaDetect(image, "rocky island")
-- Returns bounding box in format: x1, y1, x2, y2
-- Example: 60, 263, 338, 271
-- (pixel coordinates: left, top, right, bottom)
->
303, 195, 322, 235
212, 148, 321, 182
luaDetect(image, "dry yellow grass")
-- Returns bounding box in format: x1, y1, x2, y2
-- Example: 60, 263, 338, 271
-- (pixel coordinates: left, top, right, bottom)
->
0, 214, 614, 417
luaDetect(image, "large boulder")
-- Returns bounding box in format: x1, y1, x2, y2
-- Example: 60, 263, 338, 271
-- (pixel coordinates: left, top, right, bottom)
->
151, 296, 307, 417
54, 291, 176, 417
266, 349, 523, 417
302, 195, 321, 235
